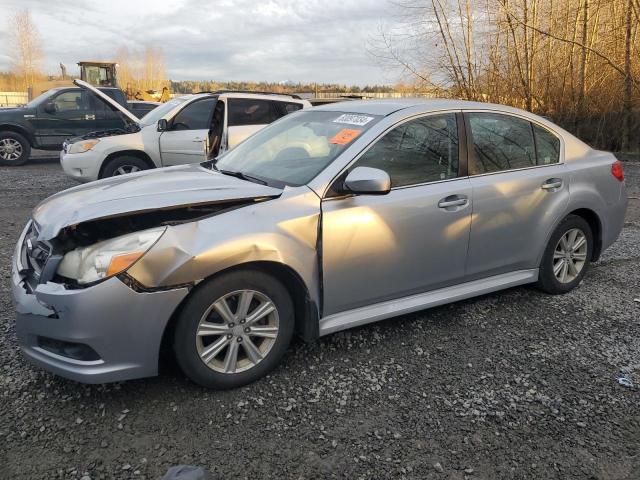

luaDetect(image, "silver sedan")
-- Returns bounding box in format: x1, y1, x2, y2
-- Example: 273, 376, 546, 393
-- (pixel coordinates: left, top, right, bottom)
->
12, 99, 627, 389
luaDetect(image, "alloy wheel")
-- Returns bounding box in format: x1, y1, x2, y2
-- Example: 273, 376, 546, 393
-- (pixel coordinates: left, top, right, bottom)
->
553, 228, 588, 283
195, 289, 279, 374
0, 138, 23, 162
113, 165, 141, 176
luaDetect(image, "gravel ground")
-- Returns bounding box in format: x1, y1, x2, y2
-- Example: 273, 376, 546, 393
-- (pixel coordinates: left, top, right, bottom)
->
1, 158, 639, 480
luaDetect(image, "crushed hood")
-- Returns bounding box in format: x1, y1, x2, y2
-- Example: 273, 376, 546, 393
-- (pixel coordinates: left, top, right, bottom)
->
74, 79, 140, 124
33, 163, 283, 239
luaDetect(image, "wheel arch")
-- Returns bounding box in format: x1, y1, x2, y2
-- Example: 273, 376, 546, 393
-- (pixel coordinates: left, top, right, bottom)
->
566, 208, 603, 261
158, 260, 319, 371
99, 149, 156, 178
0, 124, 35, 146
540, 207, 603, 266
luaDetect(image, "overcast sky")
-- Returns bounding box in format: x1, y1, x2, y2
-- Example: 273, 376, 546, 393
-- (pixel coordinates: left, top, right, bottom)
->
0, 0, 401, 85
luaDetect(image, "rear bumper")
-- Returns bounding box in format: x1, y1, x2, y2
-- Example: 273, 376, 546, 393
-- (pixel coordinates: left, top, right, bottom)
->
60, 149, 102, 183
12, 256, 189, 384
601, 182, 628, 252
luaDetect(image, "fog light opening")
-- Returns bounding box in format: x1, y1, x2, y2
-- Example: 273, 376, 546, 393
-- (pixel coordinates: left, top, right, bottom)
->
37, 336, 101, 361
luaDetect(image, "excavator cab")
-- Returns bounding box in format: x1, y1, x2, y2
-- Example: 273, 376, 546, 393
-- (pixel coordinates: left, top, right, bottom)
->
78, 62, 118, 87
28, 61, 121, 101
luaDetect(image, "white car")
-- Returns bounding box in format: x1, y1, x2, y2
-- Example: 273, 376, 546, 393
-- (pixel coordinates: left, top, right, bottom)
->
61, 80, 311, 182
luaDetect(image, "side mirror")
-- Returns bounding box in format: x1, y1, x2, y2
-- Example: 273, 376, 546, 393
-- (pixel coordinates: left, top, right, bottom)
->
44, 102, 57, 114
343, 166, 391, 195
157, 118, 168, 132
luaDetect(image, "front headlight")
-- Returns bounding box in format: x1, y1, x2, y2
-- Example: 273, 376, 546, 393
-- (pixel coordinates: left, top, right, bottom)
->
67, 139, 100, 154
57, 227, 166, 285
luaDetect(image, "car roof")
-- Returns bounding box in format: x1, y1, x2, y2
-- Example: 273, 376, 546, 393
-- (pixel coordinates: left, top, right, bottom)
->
183, 91, 306, 103
220, 92, 305, 102
310, 98, 535, 116
46, 86, 120, 94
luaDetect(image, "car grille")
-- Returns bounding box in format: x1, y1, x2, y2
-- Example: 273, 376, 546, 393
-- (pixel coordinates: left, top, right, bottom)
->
19, 222, 53, 289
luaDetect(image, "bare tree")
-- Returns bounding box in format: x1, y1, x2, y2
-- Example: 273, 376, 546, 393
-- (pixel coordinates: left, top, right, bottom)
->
7, 9, 43, 91
142, 47, 166, 92
374, 0, 640, 151
622, 0, 634, 150
115, 45, 168, 98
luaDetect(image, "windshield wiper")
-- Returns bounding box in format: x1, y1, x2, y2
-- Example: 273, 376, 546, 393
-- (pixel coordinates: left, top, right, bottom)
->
219, 169, 267, 185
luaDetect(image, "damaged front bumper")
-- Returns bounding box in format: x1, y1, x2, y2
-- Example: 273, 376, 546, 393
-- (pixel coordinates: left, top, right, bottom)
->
11, 224, 189, 384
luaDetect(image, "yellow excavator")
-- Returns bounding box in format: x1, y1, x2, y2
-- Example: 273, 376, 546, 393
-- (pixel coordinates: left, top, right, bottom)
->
127, 85, 172, 103
28, 61, 171, 102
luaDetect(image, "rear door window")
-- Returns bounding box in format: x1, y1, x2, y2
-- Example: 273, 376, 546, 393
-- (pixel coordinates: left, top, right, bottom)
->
99, 89, 126, 106
228, 98, 277, 126
467, 113, 536, 174
90, 97, 119, 120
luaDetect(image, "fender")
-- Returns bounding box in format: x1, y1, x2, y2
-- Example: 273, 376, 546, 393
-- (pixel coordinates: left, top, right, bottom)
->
0, 122, 36, 147
99, 149, 156, 177
127, 187, 322, 309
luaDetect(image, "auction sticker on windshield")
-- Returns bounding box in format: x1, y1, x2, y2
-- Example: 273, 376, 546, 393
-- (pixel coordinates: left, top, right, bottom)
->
333, 114, 374, 126
330, 128, 362, 145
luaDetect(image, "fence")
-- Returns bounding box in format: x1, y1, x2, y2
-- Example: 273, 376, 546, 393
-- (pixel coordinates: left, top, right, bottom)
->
0, 92, 28, 107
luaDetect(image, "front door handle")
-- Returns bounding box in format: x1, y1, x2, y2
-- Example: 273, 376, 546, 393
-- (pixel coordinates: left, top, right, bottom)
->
192, 137, 204, 143
85, 114, 95, 120
541, 178, 563, 190
438, 195, 468, 209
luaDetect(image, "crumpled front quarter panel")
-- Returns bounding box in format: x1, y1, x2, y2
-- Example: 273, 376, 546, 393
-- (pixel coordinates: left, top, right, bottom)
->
127, 187, 321, 305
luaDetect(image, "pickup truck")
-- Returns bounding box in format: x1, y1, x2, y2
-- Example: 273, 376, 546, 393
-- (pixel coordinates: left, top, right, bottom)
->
0, 87, 135, 166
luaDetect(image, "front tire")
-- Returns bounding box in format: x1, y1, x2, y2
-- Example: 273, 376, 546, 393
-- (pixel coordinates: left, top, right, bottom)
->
537, 215, 593, 294
173, 269, 294, 389
0, 131, 30, 166
101, 155, 150, 178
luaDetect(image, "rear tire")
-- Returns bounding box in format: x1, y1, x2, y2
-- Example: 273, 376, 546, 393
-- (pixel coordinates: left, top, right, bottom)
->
0, 131, 30, 166
173, 269, 294, 389
101, 155, 150, 178
537, 215, 593, 294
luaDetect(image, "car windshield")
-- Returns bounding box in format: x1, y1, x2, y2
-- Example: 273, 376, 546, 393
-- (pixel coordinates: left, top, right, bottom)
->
138, 97, 191, 127
24, 89, 57, 108
214, 110, 382, 187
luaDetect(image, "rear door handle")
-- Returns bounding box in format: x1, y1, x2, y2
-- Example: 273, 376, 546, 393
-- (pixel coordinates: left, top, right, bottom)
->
192, 137, 204, 143
541, 178, 563, 190
438, 195, 468, 209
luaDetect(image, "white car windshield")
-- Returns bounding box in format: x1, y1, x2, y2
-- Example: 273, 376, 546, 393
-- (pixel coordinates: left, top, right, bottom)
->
138, 97, 190, 127
214, 110, 381, 187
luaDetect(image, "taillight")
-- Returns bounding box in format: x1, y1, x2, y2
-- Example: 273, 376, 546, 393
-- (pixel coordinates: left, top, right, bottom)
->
611, 160, 625, 182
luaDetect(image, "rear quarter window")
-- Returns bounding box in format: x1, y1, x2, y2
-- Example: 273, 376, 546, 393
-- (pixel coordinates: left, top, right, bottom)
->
533, 124, 561, 164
